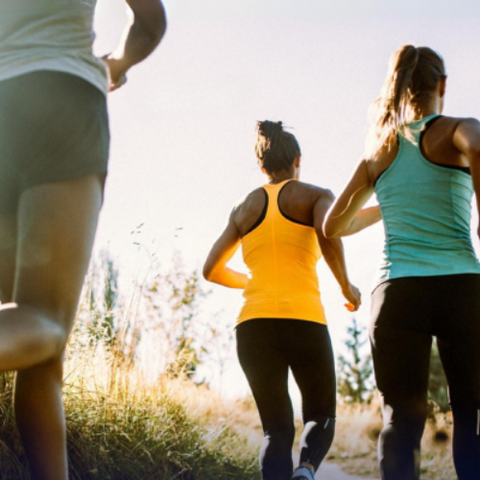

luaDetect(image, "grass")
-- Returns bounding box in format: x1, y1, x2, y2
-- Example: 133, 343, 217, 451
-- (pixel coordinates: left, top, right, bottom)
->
61, 322, 261, 480
0, 322, 260, 480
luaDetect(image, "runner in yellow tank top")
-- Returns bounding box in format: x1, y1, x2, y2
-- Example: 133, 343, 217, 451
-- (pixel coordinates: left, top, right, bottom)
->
239, 178, 326, 324
204, 120, 380, 480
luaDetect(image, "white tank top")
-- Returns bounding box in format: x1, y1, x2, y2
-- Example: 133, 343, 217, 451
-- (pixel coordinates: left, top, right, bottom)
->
0, 0, 108, 93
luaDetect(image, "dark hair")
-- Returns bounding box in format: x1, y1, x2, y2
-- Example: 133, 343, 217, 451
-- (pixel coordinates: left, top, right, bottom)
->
366, 45, 446, 157
255, 120, 301, 173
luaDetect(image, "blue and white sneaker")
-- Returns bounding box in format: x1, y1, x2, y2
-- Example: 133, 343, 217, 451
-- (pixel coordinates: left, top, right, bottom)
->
291, 465, 315, 480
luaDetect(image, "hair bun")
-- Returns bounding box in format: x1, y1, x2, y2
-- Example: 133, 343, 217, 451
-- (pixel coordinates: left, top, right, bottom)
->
257, 120, 283, 138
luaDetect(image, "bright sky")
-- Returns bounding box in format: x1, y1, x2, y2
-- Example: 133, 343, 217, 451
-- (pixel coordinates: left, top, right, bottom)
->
91, 0, 480, 398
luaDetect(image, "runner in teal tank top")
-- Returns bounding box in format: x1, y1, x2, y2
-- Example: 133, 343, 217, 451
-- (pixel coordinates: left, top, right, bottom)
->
324, 45, 480, 480
0, 2, 166, 479
375, 113, 480, 285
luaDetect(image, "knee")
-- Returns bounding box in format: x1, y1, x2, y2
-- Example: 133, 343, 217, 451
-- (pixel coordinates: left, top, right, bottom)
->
300, 418, 335, 446
22, 304, 71, 358
382, 400, 427, 438
48, 320, 69, 357
30, 316, 68, 361
260, 421, 295, 461
264, 422, 295, 446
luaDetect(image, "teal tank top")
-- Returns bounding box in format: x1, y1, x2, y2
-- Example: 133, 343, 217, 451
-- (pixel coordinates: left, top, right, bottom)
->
0, 0, 107, 94
374, 114, 480, 287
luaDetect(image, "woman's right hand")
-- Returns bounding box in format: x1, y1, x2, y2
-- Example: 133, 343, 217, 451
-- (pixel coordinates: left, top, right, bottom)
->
342, 284, 361, 312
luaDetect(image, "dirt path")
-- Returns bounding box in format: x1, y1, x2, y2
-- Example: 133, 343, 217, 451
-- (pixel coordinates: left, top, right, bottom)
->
292, 452, 378, 480
315, 462, 378, 480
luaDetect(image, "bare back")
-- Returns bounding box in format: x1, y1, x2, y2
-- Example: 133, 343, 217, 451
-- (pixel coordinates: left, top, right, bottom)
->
367, 116, 472, 182
232, 180, 330, 237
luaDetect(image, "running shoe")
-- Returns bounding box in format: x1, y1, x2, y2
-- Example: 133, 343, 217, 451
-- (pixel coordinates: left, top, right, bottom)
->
291, 465, 315, 480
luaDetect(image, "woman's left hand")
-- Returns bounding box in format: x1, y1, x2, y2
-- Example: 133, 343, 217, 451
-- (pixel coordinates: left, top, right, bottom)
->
102, 54, 129, 92
342, 283, 361, 312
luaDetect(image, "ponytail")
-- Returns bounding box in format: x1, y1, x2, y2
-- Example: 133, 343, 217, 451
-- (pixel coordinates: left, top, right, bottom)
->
365, 45, 446, 158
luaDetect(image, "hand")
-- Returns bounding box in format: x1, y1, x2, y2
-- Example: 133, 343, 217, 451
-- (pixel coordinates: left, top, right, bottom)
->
342, 284, 361, 312
102, 54, 129, 92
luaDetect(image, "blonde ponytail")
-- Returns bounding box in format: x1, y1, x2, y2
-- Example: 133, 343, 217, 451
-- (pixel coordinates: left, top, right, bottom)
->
365, 45, 446, 158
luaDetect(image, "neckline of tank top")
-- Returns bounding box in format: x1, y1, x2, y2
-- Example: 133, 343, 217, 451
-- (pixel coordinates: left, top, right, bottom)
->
409, 113, 440, 126
374, 115, 470, 187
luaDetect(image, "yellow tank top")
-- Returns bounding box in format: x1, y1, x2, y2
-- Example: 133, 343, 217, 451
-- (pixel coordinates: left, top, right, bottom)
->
237, 179, 327, 325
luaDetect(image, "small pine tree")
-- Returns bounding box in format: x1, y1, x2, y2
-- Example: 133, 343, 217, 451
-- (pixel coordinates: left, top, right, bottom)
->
337, 317, 374, 404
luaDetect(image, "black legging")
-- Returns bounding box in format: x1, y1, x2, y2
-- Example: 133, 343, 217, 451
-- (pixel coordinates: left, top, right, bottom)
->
370, 274, 480, 480
236, 318, 336, 480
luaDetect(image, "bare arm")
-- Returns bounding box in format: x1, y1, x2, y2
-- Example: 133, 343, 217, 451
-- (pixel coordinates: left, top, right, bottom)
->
323, 159, 381, 238
343, 205, 382, 236
104, 0, 167, 91
203, 211, 248, 289
453, 118, 480, 239
314, 191, 361, 312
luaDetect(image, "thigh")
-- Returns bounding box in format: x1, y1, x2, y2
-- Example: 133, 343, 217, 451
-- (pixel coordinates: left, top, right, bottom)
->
13, 175, 103, 332
435, 274, 480, 406
287, 321, 336, 420
236, 320, 293, 431
0, 72, 109, 332
370, 279, 433, 414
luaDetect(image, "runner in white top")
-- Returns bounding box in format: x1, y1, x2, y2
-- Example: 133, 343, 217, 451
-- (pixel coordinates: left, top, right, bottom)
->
0, 2, 166, 479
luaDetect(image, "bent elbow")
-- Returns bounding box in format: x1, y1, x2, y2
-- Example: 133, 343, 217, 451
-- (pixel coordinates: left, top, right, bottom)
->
323, 228, 334, 239
464, 140, 480, 161
203, 264, 223, 284
202, 264, 213, 282
323, 223, 340, 239
153, 9, 167, 43
130, 0, 168, 44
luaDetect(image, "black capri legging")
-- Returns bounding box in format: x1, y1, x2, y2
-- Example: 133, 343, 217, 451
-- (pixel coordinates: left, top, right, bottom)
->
236, 318, 336, 480
370, 274, 480, 480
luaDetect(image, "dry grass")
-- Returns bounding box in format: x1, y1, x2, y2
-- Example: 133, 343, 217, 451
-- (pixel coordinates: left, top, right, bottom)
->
325, 402, 382, 478
0, 321, 260, 480
61, 321, 260, 480
327, 400, 458, 480
0, 254, 262, 479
